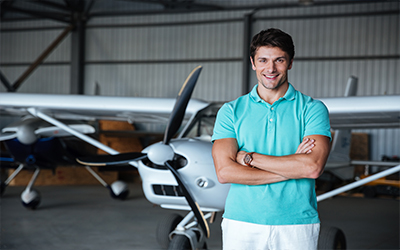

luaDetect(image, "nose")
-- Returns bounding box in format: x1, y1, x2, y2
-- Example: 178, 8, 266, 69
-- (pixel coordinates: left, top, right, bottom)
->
266, 61, 276, 73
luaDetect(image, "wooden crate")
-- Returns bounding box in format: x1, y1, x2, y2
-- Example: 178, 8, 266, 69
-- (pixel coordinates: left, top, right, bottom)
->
9, 166, 118, 186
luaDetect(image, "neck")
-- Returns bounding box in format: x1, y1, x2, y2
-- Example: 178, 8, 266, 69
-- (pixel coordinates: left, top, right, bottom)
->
257, 82, 289, 105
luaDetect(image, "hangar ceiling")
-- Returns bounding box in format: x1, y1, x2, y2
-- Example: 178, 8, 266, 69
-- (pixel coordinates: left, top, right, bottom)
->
0, 0, 389, 23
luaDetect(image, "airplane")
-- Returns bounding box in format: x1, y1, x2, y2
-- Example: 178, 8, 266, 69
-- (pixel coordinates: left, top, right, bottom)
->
0, 87, 210, 211
0, 66, 399, 249
0, 116, 136, 208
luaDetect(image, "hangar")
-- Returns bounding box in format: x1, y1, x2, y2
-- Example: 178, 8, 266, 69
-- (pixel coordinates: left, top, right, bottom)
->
0, 0, 399, 249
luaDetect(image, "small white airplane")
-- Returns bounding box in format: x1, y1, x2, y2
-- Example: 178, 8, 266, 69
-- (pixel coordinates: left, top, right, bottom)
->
0, 66, 399, 249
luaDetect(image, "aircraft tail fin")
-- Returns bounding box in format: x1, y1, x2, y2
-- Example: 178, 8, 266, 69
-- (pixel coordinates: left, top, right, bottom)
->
344, 76, 358, 97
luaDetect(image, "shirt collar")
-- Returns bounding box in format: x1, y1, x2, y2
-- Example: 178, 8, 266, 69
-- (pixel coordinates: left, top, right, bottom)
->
250, 83, 296, 103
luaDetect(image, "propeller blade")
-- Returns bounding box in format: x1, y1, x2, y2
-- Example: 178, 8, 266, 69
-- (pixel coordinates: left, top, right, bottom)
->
163, 66, 203, 145
164, 161, 210, 238
0, 133, 17, 141
77, 152, 147, 166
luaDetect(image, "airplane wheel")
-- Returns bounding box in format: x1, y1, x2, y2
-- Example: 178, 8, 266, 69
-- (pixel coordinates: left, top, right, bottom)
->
168, 235, 191, 250
318, 226, 346, 249
109, 181, 129, 200
21, 188, 41, 210
156, 213, 183, 248
0, 182, 6, 196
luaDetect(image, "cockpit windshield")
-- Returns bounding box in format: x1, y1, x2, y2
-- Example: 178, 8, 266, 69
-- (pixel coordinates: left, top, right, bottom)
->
181, 102, 224, 141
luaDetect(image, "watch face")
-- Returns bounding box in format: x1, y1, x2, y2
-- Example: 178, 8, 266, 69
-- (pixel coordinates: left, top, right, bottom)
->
244, 153, 252, 165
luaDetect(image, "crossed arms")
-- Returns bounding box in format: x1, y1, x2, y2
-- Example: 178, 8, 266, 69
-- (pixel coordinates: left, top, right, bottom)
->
212, 135, 331, 185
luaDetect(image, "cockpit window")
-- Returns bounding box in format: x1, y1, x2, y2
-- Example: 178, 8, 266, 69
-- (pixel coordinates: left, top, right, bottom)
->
181, 103, 223, 141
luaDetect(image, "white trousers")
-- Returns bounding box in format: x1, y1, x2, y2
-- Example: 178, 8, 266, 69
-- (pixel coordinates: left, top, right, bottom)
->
221, 218, 320, 250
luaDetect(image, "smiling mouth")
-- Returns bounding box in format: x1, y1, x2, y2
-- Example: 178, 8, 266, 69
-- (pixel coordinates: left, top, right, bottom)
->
264, 74, 278, 80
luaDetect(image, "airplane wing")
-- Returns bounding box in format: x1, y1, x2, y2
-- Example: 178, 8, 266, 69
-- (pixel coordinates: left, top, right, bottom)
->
320, 95, 400, 129
0, 92, 210, 166
0, 93, 209, 125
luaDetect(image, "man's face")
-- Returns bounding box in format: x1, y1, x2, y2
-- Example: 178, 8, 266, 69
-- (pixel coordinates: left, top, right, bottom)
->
250, 46, 293, 91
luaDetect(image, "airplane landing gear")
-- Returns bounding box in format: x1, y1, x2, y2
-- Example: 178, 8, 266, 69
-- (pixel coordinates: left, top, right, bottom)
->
157, 213, 184, 248
21, 188, 41, 209
108, 180, 129, 200
20, 168, 41, 209
157, 212, 211, 250
168, 230, 207, 250
84, 166, 129, 200
168, 235, 192, 250
318, 226, 346, 249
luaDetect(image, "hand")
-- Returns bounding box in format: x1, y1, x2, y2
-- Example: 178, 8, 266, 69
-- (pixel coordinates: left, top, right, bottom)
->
236, 151, 247, 166
296, 138, 315, 154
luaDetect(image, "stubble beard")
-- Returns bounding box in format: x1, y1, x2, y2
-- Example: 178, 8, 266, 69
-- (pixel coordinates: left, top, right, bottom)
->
259, 75, 287, 91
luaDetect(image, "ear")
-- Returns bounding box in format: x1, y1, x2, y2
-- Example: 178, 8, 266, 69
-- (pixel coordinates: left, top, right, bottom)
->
250, 57, 256, 71
288, 59, 293, 70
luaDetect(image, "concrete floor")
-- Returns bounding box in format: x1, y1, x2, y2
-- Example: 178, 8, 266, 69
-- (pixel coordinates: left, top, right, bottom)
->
0, 182, 399, 250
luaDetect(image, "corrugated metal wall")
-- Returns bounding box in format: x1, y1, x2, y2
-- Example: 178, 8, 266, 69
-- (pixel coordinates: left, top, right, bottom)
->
0, 1, 399, 160
84, 10, 246, 100
0, 19, 71, 93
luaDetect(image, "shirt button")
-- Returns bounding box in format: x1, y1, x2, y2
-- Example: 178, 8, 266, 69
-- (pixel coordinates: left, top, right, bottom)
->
269, 118, 273, 122
271, 107, 274, 110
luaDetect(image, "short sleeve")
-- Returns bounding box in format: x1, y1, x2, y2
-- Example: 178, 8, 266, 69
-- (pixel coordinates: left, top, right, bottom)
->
211, 103, 236, 142
304, 100, 332, 140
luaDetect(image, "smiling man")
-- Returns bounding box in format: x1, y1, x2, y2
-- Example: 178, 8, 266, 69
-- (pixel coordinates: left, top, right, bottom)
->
212, 28, 332, 249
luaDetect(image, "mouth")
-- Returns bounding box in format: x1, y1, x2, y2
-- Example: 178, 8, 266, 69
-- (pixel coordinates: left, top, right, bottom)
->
264, 74, 278, 80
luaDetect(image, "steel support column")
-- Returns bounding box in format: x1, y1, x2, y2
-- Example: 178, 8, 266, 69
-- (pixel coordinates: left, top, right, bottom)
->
70, 12, 86, 94
242, 13, 253, 94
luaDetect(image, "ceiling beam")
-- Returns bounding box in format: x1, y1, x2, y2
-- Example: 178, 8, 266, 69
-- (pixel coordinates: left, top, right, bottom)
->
2, 5, 70, 23
12, 25, 74, 91
33, 0, 71, 12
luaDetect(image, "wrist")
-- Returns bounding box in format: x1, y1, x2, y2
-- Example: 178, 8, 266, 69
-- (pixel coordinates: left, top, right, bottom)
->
244, 152, 254, 167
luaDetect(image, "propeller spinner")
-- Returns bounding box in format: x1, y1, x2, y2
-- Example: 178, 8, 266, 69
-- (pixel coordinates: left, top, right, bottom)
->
77, 66, 210, 238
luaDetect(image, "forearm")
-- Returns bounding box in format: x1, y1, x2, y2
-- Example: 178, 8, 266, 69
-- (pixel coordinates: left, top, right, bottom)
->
212, 138, 288, 185
245, 135, 330, 179
251, 153, 322, 179
215, 159, 288, 185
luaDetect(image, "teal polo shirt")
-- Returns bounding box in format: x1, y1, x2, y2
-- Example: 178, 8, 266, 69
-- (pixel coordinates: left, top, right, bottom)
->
212, 83, 331, 225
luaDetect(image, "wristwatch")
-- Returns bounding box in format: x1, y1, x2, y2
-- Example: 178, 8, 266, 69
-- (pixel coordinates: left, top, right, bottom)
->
244, 152, 254, 167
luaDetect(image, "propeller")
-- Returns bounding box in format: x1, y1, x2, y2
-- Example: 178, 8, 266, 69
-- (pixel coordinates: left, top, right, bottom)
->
77, 66, 210, 238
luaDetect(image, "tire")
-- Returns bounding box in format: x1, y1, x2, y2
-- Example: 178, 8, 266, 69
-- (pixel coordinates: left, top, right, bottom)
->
168, 235, 191, 250
156, 213, 183, 248
0, 182, 6, 196
318, 226, 346, 249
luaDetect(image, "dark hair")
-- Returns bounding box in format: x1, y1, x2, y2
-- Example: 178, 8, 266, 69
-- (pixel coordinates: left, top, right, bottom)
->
250, 28, 295, 61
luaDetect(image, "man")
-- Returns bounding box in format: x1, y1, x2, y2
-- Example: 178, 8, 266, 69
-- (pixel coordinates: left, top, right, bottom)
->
211, 28, 331, 249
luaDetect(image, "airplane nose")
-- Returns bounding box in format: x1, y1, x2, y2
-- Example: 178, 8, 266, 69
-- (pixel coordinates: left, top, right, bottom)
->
147, 143, 174, 165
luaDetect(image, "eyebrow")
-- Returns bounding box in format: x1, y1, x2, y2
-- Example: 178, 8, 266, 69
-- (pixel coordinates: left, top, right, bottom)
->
257, 56, 287, 61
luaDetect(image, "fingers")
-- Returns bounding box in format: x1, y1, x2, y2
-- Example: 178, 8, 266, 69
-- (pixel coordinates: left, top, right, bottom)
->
236, 151, 247, 165
296, 138, 315, 154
